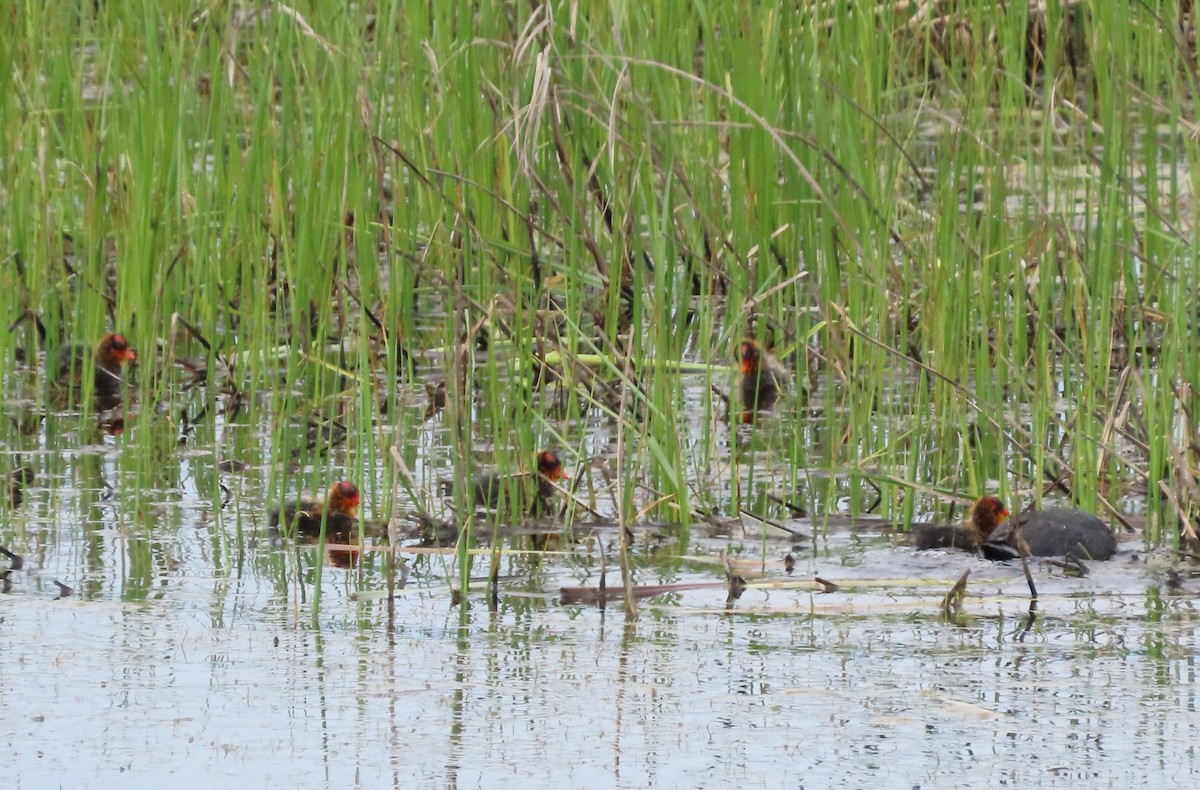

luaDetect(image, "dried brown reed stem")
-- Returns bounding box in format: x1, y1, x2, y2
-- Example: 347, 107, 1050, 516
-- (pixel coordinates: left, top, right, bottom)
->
941, 569, 970, 621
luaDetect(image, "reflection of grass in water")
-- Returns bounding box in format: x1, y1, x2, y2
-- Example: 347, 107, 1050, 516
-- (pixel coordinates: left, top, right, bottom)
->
3, 3, 1198, 618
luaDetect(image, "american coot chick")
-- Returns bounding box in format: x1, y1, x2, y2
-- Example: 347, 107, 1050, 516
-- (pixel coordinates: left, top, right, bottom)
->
464, 450, 568, 513
914, 496, 1010, 551
982, 507, 1117, 561
270, 481, 360, 537
739, 339, 787, 423
56, 333, 137, 399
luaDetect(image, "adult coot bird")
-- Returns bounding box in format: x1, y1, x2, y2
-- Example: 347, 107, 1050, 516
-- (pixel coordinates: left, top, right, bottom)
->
982, 506, 1117, 561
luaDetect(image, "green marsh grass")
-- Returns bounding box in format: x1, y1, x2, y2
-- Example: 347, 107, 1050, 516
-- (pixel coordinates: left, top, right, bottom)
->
5, 1, 1200, 616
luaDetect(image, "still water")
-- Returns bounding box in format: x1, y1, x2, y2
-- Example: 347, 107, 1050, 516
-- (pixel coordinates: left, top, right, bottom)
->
2, 378, 1199, 788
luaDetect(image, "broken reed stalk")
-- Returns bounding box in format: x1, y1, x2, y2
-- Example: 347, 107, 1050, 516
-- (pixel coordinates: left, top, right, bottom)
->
1018, 601, 1039, 642
814, 576, 839, 593
560, 580, 731, 607
725, 575, 747, 606
941, 569, 971, 621
1018, 539, 1039, 600
1, 545, 24, 570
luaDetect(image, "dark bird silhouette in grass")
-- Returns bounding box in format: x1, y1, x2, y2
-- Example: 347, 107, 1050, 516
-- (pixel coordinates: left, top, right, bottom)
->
270, 481, 361, 538
55, 332, 137, 404
739, 339, 787, 423
445, 450, 569, 515
982, 506, 1116, 561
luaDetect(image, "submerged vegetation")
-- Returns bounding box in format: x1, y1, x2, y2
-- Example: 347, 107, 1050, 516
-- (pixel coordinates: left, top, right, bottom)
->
3, 1, 1200, 608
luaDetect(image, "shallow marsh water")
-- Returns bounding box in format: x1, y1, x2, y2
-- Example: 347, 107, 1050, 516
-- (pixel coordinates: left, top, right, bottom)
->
6, 1, 1200, 785
3, 370, 1199, 789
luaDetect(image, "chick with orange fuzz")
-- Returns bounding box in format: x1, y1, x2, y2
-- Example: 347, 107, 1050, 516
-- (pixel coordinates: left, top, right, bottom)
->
270, 481, 361, 537
739, 339, 787, 423
443, 450, 569, 515
915, 496, 1117, 561
56, 333, 138, 399
914, 496, 1010, 551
